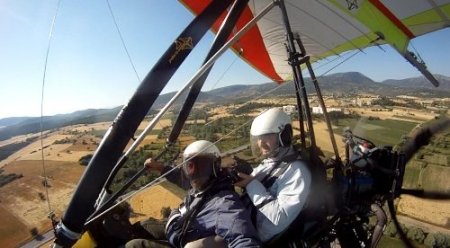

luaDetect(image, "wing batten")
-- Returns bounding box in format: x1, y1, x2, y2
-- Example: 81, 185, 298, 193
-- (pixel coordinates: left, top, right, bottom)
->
287, 2, 366, 53
402, 6, 450, 35
327, 0, 410, 53
316, 1, 373, 42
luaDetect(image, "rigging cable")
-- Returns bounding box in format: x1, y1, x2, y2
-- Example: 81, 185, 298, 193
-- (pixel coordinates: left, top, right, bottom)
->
316, 49, 361, 77
205, 49, 361, 128
85, 46, 361, 224
106, 0, 166, 131
207, 21, 244, 92
106, 0, 141, 82
86, 8, 367, 222
310, 51, 355, 72
85, 110, 258, 225
286, 2, 364, 53
208, 50, 241, 91
40, 0, 63, 226
203, 50, 360, 128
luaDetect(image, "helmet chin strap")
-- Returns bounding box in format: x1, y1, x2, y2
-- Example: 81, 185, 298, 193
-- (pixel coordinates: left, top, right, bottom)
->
212, 160, 219, 178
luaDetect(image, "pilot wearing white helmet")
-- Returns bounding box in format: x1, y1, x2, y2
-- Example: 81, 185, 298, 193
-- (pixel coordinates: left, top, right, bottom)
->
234, 108, 312, 243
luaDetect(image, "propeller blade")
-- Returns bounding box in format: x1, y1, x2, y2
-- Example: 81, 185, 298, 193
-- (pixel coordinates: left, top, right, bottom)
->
401, 189, 450, 200
402, 118, 450, 163
387, 200, 414, 248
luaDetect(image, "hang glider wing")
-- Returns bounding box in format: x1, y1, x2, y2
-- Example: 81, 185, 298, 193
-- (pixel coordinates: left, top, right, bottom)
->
180, 0, 450, 86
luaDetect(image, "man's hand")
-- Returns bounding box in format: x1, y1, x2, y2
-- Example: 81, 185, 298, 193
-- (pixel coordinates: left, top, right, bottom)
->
233, 172, 254, 188
144, 158, 164, 174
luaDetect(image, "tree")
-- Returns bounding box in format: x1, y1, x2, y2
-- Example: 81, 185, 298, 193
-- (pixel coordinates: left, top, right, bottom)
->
38, 192, 46, 201
372, 96, 395, 106
160, 206, 171, 219
30, 227, 38, 236
79, 154, 93, 166
424, 232, 448, 248
425, 233, 437, 247
29, 227, 44, 240
384, 221, 397, 237
406, 227, 425, 244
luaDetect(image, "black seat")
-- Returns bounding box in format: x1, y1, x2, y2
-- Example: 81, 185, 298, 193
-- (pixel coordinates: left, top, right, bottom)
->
263, 202, 327, 248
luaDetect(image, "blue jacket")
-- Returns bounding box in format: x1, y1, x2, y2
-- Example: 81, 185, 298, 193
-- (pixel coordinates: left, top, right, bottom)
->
166, 178, 260, 248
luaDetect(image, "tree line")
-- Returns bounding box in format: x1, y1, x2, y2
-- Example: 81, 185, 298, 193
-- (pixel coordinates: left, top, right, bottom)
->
384, 220, 450, 247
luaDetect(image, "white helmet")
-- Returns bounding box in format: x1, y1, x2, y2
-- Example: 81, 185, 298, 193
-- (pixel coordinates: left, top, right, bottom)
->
250, 108, 293, 158
182, 140, 221, 179
183, 140, 220, 161
251, 108, 291, 136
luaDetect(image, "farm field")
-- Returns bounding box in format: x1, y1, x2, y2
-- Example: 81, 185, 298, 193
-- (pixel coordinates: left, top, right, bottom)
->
0, 99, 448, 247
0, 204, 30, 248
128, 181, 184, 223
332, 118, 418, 146
0, 118, 173, 246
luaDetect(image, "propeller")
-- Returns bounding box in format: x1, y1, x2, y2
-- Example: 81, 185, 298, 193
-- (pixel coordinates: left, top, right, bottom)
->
401, 117, 449, 163
387, 117, 449, 247
387, 200, 414, 248
398, 117, 450, 201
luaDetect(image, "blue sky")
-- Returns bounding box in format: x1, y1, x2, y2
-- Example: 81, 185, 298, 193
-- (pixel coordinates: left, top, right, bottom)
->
0, 0, 449, 119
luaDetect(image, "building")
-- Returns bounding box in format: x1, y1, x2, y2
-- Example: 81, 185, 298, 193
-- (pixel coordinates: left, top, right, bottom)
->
312, 106, 342, 114
282, 105, 297, 115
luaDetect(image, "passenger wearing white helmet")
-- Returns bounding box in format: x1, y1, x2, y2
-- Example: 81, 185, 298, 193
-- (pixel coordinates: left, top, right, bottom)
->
234, 108, 312, 243
126, 140, 261, 248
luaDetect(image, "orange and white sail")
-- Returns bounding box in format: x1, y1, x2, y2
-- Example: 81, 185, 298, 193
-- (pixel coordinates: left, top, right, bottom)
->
180, 0, 450, 84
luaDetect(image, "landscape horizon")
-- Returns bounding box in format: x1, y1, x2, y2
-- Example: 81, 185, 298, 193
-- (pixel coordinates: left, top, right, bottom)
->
0, 71, 449, 247
1, 71, 449, 122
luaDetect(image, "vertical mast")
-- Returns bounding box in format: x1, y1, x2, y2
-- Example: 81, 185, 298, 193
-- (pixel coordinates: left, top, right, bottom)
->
278, 0, 340, 161
277, 0, 317, 153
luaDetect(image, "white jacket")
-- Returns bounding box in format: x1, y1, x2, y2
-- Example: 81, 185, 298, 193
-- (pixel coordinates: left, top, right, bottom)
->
245, 147, 311, 242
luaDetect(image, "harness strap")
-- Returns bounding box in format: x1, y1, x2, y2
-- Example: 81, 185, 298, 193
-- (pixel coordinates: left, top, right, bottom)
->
261, 152, 299, 189
176, 178, 230, 247
179, 197, 204, 246
248, 152, 300, 223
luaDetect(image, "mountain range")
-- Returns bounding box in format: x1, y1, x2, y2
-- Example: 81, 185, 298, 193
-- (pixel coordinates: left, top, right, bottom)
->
165, 72, 449, 102
0, 72, 449, 141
